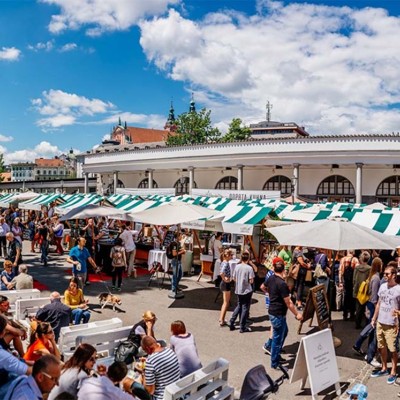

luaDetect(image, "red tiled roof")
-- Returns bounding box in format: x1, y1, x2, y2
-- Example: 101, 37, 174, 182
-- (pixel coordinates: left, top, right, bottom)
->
35, 158, 64, 167
0, 172, 11, 182
112, 126, 168, 144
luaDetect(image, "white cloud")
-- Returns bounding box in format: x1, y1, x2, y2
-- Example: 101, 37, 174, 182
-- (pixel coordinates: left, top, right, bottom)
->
27, 40, 54, 52
32, 89, 115, 129
0, 134, 14, 142
0, 47, 21, 61
138, 1, 400, 135
97, 112, 166, 129
59, 42, 77, 52
2, 141, 64, 164
41, 0, 181, 36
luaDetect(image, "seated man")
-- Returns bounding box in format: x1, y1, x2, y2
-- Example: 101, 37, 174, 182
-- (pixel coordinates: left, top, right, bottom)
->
4, 354, 61, 400
78, 361, 133, 400
0, 314, 32, 398
35, 292, 71, 343
7, 265, 33, 290
0, 295, 26, 358
125, 335, 180, 400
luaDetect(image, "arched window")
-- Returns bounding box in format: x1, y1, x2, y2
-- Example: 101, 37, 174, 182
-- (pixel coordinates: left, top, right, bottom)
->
376, 175, 400, 206
174, 177, 197, 196
263, 175, 291, 196
316, 175, 355, 201
138, 178, 158, 189
215, 176, 238, 190
106, 179, 125, 195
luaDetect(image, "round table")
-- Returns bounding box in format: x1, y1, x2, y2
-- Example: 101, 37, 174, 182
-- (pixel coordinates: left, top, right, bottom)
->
148, 249, 169, 271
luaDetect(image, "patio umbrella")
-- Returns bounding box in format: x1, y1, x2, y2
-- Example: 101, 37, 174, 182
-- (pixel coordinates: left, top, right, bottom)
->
266, 218, 400, 250
128, 201, 216, 225
59, 204, 133, 221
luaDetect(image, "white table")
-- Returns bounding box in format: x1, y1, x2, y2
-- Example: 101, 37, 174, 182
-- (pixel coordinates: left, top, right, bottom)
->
148, 249, 169, 271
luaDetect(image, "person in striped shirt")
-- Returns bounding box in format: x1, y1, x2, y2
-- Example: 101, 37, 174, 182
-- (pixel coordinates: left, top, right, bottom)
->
141, 335, 180, 399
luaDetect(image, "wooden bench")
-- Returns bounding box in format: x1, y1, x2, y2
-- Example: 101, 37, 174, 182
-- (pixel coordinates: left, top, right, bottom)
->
59, 317, 123, 357
165, 358, 234, 400
64, 325, 132, 363
0, 289, 41, 318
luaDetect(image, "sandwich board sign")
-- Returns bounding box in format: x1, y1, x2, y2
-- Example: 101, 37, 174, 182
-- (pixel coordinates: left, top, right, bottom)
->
290, 328, 341, 399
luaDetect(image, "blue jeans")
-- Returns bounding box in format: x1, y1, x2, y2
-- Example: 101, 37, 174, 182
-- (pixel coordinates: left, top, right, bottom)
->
171, 258, 182, 292
72, 308, 91, 325
354, 302, 377, 362
270, 314, 288, 368
40, 240, 48, 265
316, 276, 329, 293
230, 292, 252, 331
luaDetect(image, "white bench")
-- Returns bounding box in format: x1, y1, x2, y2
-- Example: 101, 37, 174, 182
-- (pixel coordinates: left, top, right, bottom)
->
15, 297, 54, 321
165, 358, 234, 400
0, 289, 41, 318
64, 325, 132, 364
59, 317, 123, 357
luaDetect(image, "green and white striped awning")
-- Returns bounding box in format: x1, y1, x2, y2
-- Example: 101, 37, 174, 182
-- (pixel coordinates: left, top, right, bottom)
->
19, 193, 64, 211
105, 194, 137, 207
54, 194, 103, 215
0, 193, 17, 207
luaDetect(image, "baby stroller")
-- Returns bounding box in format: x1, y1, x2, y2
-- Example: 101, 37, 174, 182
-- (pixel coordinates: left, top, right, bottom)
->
239, 364, 289, 400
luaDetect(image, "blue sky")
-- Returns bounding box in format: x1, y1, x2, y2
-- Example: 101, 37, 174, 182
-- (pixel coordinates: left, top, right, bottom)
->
1, 0, 400, 164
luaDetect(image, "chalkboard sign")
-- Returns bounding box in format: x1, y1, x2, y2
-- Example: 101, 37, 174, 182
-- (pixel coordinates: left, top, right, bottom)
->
298, 284, 330, 334
163, 231, 175, 249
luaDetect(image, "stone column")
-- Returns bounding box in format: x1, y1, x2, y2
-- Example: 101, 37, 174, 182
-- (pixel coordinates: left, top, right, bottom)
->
113, 171, 118, 195
147, 169, 154, 189
356, 163, 363, 204
293, 163, 300, 199
237, 164, 244, 190
188, 166, 194, 195
84, 173, 89, 194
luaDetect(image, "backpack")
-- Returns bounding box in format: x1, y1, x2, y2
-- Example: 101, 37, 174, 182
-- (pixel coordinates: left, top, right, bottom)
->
166, 242, 177, 260
357, 279, 370, 305
114, 340, 138, 365
112, 246, 125, 267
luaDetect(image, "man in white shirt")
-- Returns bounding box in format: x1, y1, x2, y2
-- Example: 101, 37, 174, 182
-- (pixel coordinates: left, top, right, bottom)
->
78, 361, 133, 400
119, 223, 137, 278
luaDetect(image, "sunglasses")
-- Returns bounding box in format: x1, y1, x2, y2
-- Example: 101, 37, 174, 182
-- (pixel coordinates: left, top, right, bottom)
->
42, 371, 59, 384
384, 272, 393, 276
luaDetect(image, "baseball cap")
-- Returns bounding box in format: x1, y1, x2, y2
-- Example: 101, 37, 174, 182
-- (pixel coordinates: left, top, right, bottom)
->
272, 257, 285, 266
346, 383, 368, 399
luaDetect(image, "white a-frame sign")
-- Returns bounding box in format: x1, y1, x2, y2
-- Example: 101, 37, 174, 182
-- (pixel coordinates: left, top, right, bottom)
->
290, 328, 341, 399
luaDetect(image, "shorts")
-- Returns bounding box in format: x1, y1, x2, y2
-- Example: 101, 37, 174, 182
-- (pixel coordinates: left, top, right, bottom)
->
376, 322, 398, 352
220, 281, 232, 292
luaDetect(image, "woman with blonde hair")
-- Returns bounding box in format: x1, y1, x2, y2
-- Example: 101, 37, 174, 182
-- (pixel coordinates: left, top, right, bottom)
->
127, 311, 157, 357
218, 250, 233, 326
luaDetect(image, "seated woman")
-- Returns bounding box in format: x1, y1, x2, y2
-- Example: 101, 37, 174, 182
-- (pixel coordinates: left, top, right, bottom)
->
0, 261, 15, 291
64, 277, 91, 325
0, 315, 32, 398
48, 343, 98, 400
23, 321, 61, 362
127, 310, 157, 357
170, 320, 202, 377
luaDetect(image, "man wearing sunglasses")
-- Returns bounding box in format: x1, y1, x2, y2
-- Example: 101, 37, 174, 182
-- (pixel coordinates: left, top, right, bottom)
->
4, 354, 61, 400
370, 266, 400, 384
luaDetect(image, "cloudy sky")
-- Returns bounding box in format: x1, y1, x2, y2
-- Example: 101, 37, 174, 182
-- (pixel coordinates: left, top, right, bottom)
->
1, 0, 400, 164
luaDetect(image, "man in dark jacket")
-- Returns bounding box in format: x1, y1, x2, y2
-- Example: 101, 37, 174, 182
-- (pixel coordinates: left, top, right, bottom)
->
36, 292, 71, 342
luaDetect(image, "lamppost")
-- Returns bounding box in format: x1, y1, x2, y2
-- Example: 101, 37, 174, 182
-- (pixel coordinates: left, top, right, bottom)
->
60, 180, 64, 194
291, 176, 298, 203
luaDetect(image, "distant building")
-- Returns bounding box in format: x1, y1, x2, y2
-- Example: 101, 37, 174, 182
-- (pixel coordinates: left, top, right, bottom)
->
34, 157, 68, 181
59, 149, 78, 178
10, 162, 36, 182
249, 121, 309, 139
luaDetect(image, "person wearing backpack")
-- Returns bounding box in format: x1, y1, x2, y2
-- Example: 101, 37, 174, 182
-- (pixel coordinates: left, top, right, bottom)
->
168, 232, 186, 298
339, 250, 359, 321
353, 251, 371, 329
110, 238, 127, 291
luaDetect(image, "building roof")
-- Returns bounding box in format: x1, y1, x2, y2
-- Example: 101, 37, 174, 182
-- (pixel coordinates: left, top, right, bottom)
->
0, 172, 11, 182
112, 126, 168, 144
35, 158, 64, 167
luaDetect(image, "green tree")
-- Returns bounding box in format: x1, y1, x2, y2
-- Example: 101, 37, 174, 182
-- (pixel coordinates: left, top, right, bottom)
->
221, 118, 251, 142
0, 153, 5, 182
167, 108, 221, 146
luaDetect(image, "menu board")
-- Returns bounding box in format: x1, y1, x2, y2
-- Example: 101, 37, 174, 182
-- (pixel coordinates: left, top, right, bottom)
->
298, 284, 330, 334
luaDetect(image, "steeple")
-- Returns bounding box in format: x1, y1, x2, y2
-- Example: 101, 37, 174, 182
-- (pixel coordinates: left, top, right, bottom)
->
124, 121, 128, 129
118, 116, 122, 127
164, 100, 177, 132
189, 93, 196, 113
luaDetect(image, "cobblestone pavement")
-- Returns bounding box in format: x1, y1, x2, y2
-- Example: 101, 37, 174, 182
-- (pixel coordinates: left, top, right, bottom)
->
18, 244, 399, 399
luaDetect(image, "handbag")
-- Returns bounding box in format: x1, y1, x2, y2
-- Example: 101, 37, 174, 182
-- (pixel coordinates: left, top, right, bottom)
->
357, 279, 370, 305
288, 263, 300, 280
305, 269, 313, 282
314, 264, 327, 279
